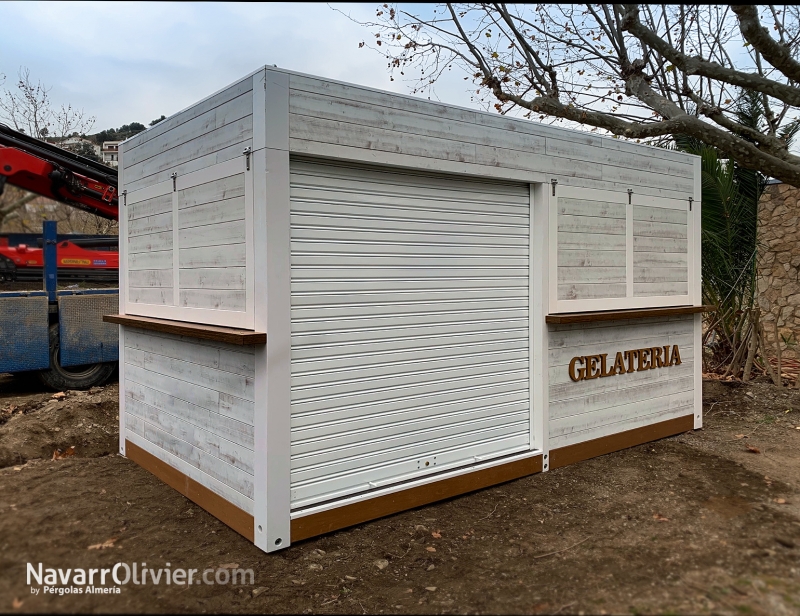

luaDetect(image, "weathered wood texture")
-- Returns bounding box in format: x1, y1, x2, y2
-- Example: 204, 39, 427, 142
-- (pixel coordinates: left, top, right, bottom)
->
286, 73, 696, 198
126, 439, 255, 540
127, 188, 174, 305
122, 328, 256, 513
121, 76, 254, 325
177, 168, 248, 312
557, 196, 626, 301
123, 77, 254, 192
633, 204, 689, 297
548, 315, 696, 448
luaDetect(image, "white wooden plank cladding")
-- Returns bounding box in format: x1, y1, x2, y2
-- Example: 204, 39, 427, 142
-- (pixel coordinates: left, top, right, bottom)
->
122, 329, 256, 505
548, 316, 695, 448
289, 160, 532, 508
177, 170, 247, 312
121, 71, 255, 327
632, 204, 689, 297
124, 78, 253, 192
557, 195, 626, 301
126, 182, 174, 305
287, 73, 695, 196
123, 149, 254, 326
551, 186, 695, 312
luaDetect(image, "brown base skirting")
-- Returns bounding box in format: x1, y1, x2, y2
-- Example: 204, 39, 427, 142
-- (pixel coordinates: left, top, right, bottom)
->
549, 414, 695, 470
125, 414, 695, 547
125, 440, 255, 541
291, 454, 543, 542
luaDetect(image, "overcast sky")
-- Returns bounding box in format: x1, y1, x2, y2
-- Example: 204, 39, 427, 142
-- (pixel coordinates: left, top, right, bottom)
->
0, 2, 475, 133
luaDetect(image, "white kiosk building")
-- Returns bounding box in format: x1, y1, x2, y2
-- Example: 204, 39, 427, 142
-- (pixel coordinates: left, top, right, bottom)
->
107, 66, 705, 552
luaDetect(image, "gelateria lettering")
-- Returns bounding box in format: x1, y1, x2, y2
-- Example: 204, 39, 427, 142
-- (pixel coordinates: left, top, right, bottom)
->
569, 345, 682, 382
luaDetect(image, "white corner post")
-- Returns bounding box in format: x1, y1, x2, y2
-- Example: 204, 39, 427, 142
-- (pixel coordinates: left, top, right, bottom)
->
253, 67, 292, 552
693, 155, 703, 430
118, 142, 127, 457
531, 182, 550, 470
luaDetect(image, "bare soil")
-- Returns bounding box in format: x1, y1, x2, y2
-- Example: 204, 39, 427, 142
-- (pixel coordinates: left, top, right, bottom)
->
1, 374, 799, 615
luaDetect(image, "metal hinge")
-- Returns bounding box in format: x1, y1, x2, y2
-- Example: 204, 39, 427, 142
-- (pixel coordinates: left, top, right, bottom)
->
171, 172, 177, 192
627, 188, 633, 204
122, 190, 127, 207
550, 178, 558, 196
243, 147, 252, 171
688, 197, 693, 211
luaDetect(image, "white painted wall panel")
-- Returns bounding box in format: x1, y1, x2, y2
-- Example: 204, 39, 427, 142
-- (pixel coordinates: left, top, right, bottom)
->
124, 77, 253, 192
289, 160, 532, 508
122, 328, 256, 511
633, 204, 689, 297
287, 72, 696, 198
557, 195, 626, 301
548, 316, 695, 448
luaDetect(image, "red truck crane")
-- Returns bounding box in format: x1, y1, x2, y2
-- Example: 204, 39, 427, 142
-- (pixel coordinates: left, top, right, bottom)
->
0, 123, 119, 281
0, 122, 120, 389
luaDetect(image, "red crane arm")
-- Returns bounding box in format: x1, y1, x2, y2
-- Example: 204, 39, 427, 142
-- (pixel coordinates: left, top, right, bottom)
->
0, 124, 118, 221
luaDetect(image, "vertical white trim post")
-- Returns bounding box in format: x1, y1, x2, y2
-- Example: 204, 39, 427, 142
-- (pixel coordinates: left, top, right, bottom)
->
692, 155, 702, 306
626, 197, 634, 299
253, 68, 292, 552
118, 143, 127, 456
532, 182, 550, 469
693, 155, 703, 429
547, 181, 558, 315
171, 166, 179, 307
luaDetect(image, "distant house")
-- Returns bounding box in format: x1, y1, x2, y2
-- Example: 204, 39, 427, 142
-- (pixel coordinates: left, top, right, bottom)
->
101, 141, 122, 167
45, 135, 102, 158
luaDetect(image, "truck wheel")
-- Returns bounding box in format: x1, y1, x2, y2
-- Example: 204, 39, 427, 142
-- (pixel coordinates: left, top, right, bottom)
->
37, 324, 116, 390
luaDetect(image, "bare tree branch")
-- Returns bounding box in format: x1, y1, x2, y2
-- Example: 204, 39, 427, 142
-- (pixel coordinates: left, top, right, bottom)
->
733, 5, 800, 83
350, 3, 800, 186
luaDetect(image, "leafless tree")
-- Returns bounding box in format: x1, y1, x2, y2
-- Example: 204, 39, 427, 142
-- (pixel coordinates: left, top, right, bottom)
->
0, 67, 95, 139
0, 68, 107, 233
355, 4, 800, 186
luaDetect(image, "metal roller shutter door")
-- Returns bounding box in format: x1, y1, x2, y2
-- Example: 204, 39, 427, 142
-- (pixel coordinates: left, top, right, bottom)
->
289, 160, 531, 508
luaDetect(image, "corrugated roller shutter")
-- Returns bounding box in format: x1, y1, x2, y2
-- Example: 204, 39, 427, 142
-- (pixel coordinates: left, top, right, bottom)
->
289, 160, 531, 508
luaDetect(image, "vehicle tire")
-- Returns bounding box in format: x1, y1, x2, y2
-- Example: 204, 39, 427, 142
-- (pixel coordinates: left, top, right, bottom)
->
37, 324, 116, 390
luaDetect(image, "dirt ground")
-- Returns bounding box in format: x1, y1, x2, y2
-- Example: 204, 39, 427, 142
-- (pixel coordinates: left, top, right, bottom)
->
1, 375, 799, 615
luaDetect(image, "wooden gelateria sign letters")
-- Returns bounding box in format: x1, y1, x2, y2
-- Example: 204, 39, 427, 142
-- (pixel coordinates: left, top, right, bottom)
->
569, 345, 682, 382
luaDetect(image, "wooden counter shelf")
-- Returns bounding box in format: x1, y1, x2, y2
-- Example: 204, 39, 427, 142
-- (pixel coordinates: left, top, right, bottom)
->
103, 314, 266, 345
545, 305, 715, 325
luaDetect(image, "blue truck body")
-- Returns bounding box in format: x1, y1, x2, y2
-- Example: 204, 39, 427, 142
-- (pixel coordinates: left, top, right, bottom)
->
0, 221, 119, 377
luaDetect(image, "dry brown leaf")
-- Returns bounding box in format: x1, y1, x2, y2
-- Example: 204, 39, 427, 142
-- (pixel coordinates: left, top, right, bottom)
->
11, 598, 23, 609
431, 531, 442, 539
653, 513, 670, 522
88, 537, 118, 550
746, 445, 761, 454
52, 392, 66, 399
734, 434, 746, 439
12, 466, 22, 472
774, 498, 788, 504
425, 546, 436, 552
52, 446, 76, 460
425, 586, 437, 592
